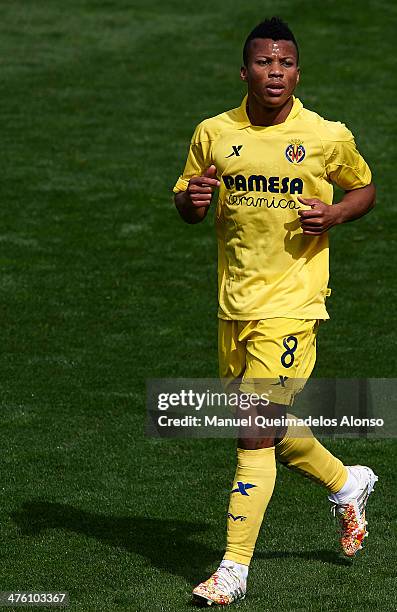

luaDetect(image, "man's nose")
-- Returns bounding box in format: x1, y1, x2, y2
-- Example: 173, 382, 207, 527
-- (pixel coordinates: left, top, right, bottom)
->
269, 62, 284, 77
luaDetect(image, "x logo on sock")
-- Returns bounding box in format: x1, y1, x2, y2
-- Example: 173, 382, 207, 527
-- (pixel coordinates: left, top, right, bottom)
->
232, 481, 257, 496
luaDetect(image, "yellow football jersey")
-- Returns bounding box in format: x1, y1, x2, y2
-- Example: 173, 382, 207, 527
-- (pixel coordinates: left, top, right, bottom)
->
173, 96, 371, 320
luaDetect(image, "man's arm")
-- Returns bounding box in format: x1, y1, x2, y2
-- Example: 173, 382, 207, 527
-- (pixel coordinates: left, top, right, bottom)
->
297, 182, 376, 236
174, 165, 220, 225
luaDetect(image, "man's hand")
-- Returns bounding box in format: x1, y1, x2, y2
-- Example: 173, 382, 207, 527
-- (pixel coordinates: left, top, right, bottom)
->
186, 165, 220, 208
297, 184, 376, 236
174, 165, 220, 224
297, 197, 341, 235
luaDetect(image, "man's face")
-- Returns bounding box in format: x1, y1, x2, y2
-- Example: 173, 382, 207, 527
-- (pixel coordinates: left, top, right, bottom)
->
241, 38, 300, 108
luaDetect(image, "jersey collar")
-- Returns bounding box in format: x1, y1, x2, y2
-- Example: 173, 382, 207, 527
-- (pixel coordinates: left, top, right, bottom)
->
235, 94, 303, 128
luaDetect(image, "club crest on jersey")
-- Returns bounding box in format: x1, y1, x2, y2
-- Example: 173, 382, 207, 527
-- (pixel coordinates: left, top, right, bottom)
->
285, 139, 305, 164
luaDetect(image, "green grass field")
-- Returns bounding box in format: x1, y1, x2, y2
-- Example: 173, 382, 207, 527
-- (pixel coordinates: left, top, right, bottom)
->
0, 1, 396, 610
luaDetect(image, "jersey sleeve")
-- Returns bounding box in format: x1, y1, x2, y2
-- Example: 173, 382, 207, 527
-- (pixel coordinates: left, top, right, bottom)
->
173, 121, 213, 193
324, 124, 372, 190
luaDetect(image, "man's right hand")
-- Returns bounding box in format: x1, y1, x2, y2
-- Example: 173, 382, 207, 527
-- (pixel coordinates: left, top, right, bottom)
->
175, 165, 220, 224
185, 165, 220, 208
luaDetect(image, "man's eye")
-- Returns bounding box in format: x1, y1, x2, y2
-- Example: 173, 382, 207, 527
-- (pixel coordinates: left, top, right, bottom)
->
257, 59, 270, 66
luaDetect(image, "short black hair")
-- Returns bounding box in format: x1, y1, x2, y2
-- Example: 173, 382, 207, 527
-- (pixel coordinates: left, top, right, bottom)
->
243, 17, 299, 66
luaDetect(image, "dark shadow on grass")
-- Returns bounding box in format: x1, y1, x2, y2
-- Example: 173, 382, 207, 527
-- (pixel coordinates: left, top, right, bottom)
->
11, 500, 222, 584
11, 500, 350, 587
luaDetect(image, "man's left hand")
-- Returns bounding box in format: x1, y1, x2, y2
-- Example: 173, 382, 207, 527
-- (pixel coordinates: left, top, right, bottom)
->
297, 197, 342, 235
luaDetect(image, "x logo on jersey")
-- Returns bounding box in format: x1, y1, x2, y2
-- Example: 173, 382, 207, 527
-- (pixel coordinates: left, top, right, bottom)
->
232, 481, 256, 496
226, 145, 243, 158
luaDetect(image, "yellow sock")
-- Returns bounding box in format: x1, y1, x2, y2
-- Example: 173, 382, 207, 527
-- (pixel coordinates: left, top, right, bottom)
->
223, 447, 276, 566
275, 414, 347, 493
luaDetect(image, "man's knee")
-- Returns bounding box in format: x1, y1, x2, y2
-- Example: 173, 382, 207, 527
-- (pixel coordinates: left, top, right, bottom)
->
237, 401, 287, 449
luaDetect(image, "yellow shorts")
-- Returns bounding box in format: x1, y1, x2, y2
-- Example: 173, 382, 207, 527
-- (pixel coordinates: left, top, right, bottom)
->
218, 317, 319, 405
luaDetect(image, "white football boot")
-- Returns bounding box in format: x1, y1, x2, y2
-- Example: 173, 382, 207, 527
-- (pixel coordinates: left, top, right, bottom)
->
192, 561, 246, 606
328, 465, 378, 557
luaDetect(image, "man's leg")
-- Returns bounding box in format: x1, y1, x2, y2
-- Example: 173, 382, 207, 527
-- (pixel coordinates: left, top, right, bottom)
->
275, 417, 347, 492
193, 405, 282, 606
275, 415, 378, 556
193, 321, 280, 606
244, 318, 348, 495
223, 401, 286, 566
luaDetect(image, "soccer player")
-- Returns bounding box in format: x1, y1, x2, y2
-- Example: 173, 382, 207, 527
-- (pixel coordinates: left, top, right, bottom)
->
173, 17, 378, 606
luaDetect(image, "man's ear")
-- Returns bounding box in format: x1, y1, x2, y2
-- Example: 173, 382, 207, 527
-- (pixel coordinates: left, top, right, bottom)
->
296, 67, 300, 86
240, 66, 247, 82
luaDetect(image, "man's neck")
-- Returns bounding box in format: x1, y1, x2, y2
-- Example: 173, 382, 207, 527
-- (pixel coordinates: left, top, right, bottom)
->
246, 95, 294, 127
